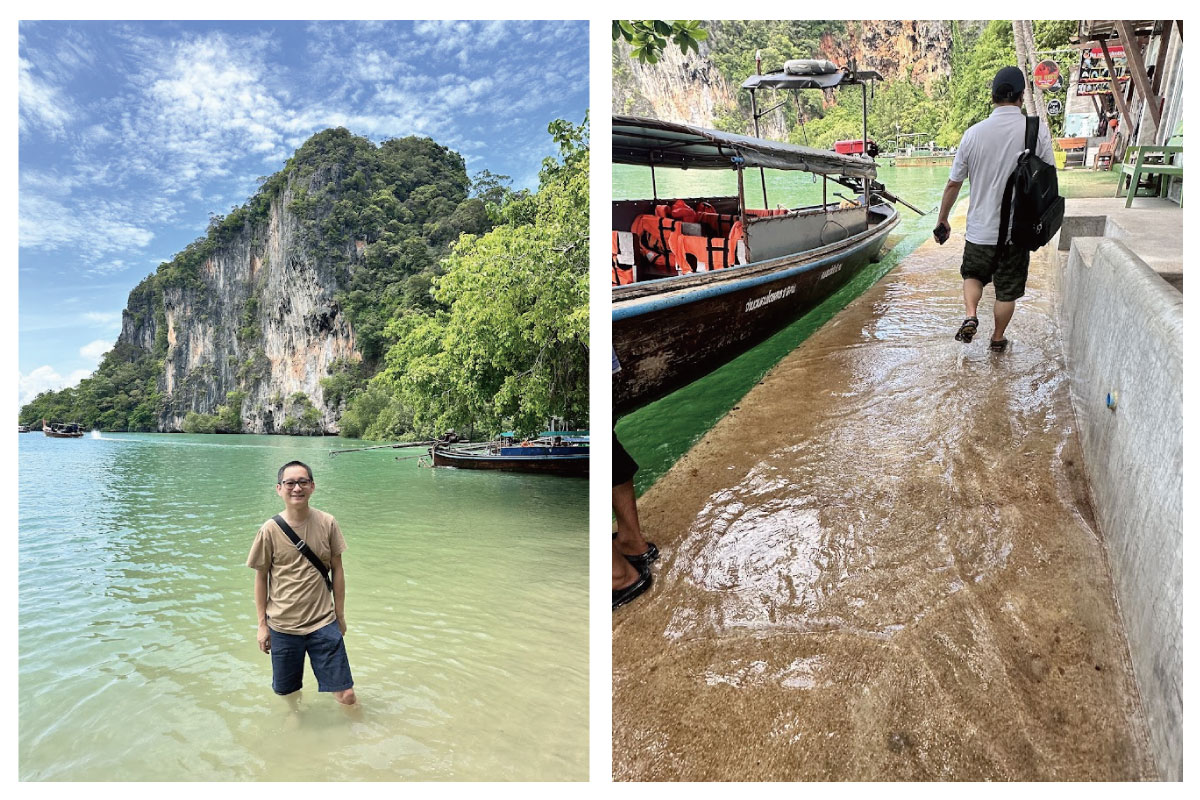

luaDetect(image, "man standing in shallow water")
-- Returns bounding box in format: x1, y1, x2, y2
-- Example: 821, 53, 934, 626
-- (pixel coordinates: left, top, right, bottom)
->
934, 65, 1054, 352
247, 461, 357, 705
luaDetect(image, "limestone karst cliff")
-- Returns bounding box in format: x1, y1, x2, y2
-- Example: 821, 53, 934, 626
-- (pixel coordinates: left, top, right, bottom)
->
96, 127, 485, 434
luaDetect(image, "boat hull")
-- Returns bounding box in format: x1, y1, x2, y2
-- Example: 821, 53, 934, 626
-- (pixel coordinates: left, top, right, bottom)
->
430, 446, 589, 477
613, 206, 900, 414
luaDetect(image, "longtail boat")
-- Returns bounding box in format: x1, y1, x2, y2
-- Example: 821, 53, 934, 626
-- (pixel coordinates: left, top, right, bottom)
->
427, 432, 589, 478
42, 419, 85, 438
612, 62, 915, 415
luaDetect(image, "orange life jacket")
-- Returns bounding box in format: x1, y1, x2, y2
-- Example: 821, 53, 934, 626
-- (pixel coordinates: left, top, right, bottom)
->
612, 231, 635, 286
697, 210, 738, 238
666, 199, 698, 224
668, 220, 744, 273
632, 213, 683, 261
745, 207, 791, 218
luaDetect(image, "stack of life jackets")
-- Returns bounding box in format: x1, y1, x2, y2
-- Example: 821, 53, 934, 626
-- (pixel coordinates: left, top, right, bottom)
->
627, 200, 744, 276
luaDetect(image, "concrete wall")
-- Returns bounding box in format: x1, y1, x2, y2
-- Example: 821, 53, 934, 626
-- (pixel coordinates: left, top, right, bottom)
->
1057, 237, 1182, 780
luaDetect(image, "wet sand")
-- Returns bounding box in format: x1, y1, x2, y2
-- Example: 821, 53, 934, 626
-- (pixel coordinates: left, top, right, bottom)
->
612, 220, 1155, 781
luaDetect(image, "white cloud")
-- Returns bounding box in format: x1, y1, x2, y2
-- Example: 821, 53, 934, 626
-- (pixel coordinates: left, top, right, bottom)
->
82, 311, 123, 329
19, 194, 154, 256
17, 56, 75, 138
18, 365, 91, 406
80, 339, 114, 361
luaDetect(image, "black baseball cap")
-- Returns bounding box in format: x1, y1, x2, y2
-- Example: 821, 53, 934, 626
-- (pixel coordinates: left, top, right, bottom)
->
993, 66, 1026, 96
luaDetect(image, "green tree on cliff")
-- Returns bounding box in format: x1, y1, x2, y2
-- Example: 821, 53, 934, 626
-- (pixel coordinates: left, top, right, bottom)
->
348, 117, 590, 439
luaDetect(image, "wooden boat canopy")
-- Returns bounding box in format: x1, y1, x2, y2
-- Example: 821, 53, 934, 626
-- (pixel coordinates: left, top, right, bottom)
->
613, 115, 877, 178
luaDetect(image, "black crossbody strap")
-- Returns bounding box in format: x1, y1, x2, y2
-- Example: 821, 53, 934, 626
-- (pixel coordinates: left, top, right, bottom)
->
272, 514, 333, 593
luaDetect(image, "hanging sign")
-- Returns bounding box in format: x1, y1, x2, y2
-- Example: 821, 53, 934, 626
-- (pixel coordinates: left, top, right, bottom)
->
1077, 45, 1130, 96
1033, 59, 1062, 91
1046, 98, 1064, 116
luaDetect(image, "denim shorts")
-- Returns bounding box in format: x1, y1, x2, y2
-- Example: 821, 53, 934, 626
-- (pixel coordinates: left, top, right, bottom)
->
269, 620, 354, 694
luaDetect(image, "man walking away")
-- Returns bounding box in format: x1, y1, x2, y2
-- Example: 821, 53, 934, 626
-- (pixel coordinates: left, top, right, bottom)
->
934, 66, 1054, 352
247, 460, 357, 706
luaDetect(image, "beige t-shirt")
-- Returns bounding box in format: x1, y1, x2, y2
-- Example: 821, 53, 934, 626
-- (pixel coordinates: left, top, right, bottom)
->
246, 508, 347, 635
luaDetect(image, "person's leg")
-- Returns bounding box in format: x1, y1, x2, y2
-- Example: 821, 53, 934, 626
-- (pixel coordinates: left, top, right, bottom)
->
991, 299, 1016, 341
612, 432, 654, 560
962, 278, 984, 318
612, 479, 650, 557
613, 542, 653, 609
269, 629, 306, 696
613, 541, 641, 590
990, 249, 1029, 345
307, 621, 356, 704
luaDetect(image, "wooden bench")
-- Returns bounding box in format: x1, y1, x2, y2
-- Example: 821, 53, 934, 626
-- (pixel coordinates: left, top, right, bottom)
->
1119, 144, 1184, 208
1056, 137, 1088, 169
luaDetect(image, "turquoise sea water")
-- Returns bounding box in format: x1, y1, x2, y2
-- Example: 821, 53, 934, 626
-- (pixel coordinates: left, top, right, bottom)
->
19, 432, 588, 780
613, 164, 955, 492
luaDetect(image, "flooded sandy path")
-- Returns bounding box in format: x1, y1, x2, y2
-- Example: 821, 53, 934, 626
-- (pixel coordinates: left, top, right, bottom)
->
612, 221, 1154, 781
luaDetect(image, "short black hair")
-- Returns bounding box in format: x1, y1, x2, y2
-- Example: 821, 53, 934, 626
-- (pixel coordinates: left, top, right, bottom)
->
992, 86, 1024, 104
277, 460, 314, 483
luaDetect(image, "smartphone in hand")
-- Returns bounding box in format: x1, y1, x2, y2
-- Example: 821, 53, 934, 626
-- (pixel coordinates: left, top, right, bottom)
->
933, 222, 950, 245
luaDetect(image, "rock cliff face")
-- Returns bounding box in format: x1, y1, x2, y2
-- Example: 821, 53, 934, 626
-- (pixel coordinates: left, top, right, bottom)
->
612, 20, 964, 131
821, 21, 955, 89
117, 171, 360, 434
612, 37, 738, 127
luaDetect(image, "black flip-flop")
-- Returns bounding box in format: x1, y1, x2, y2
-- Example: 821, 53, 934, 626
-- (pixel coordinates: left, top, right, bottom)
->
954, 316, 979, 343
613, 565, 653, 610
989, 338, 1009, 352
624, 542, 659, 569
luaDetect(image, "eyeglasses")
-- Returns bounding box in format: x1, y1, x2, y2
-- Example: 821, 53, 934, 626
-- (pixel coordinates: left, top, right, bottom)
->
280, 479, 313, 489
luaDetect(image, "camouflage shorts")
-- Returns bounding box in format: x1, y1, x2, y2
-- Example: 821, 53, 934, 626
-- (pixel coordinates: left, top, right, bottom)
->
960, 241, 1030, 302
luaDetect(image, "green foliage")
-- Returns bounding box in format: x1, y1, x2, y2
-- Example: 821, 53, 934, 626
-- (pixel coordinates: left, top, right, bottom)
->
318, 358, 364, 411
280, 392, 323, 436
180, 411, 221, 433
238, 294, 260, 342
365, 117, 590, 438
707, 20, 843, 134
218, 391, 246, 432
1033, 20, 1076, 51
21, 340, 163, 432
684, 20, 1076, 150
336, 383, 394, 439
943, 21, 1016, 143
613, 20, 708, 64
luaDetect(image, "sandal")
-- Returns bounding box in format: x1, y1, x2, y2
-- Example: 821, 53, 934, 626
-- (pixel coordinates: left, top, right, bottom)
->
954, 316, 979, 343
625, 542, 659, 569
989, 338, 1009, 352
613, 564, 653, 610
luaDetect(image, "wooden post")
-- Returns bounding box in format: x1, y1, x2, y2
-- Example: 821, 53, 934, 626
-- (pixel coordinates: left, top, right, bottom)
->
736, 164, 748, 231
1116, 21, 1161, 129
1098, 39, 1136, 135
1152, 21, 1172, 96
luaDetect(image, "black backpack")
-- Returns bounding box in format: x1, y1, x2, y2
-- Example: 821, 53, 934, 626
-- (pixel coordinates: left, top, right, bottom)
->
997, 116, 1065, 252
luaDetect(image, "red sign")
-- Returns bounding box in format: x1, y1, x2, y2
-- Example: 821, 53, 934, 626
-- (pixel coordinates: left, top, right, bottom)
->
1033, 60, 1060, 90
1078, 45, 1130, 96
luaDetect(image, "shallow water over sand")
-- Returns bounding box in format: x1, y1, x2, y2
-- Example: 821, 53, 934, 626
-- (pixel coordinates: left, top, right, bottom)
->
612, 223, 1153, 780
20, 433, 587, 780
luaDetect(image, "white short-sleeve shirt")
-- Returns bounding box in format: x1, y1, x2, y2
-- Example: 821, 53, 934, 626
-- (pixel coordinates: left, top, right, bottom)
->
949, 105, 1055, 246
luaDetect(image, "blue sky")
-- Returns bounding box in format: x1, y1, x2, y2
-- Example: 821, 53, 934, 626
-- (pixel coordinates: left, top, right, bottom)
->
17, 20, 589, 406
